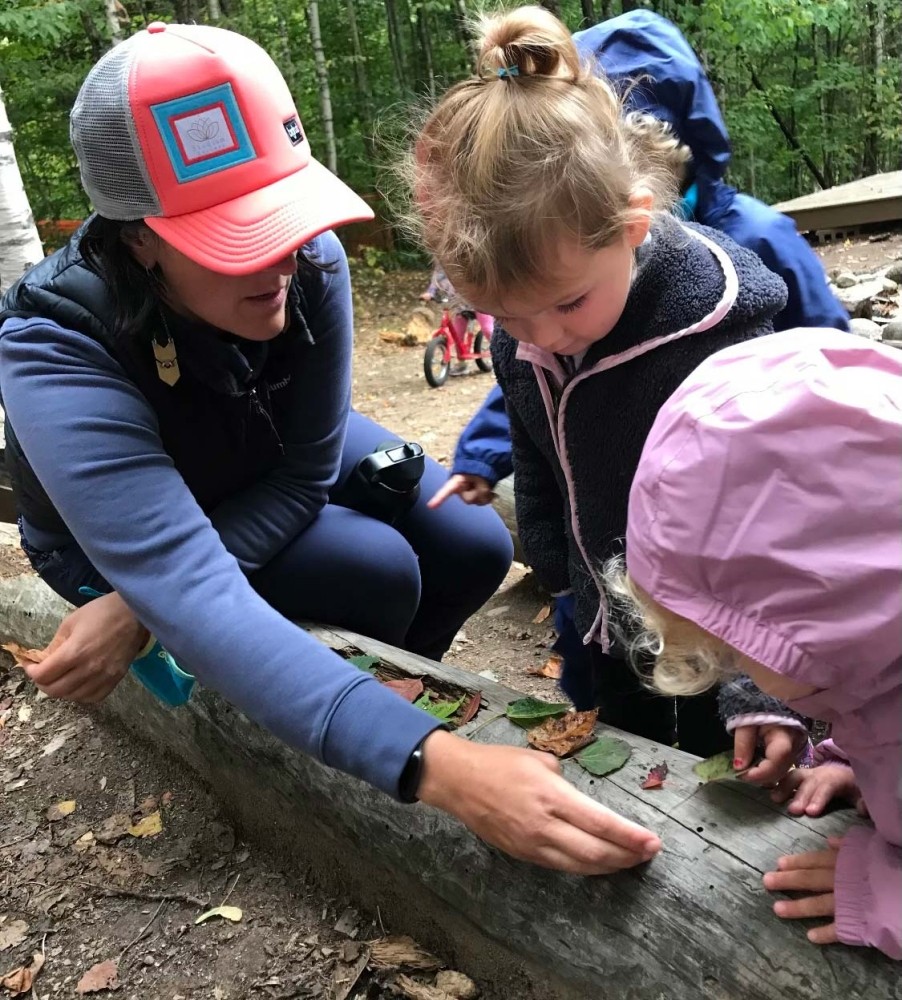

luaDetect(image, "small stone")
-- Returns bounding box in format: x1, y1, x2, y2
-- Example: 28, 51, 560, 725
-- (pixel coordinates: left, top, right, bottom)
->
880, 277, 899, 294
834, 271, 857, 288
884, 261, 902, 284
485, 606, 509, 617
882, 318, 902, 341
849, 318, 882, 340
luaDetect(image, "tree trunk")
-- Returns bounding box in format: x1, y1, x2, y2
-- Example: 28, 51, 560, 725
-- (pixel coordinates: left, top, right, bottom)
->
451, 0, 477, 68
104, 0, 126, 43
384, 0, 407, 90
79, 10, 105, 61
307, 0, 338, 174
579, 0, 596, 26
417, 3, 436, 99
863, 0, 885, 175
207, 0, 222, 21
0, 81, 44, 295
539, 0, 561, 17
346, 0, 375, 113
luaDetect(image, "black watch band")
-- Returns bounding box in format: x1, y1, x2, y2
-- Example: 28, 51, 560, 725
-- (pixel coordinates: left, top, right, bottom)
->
398, 744, 425, 804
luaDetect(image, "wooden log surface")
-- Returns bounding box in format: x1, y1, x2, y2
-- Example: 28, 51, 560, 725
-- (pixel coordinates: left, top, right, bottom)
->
0, 551, 898, 1000
491, 475, 523, 563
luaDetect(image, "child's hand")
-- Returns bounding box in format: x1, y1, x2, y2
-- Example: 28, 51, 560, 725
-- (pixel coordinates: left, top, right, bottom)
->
733, 722, 807, 786
763, 836, 843, 945
771, 763, 865, 817
428, 474, 495, 508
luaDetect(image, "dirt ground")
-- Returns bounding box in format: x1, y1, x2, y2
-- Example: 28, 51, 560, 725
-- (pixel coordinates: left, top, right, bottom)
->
1, 229, 899, 1000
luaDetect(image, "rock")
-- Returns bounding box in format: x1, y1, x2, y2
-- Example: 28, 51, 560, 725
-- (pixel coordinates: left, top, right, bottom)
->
882, 318, 902, 341
849, 318, 882, 340
880, 278, 899, 294
884, 261, 902, 284
834, 271, 858, 288
834, 277, 888, 319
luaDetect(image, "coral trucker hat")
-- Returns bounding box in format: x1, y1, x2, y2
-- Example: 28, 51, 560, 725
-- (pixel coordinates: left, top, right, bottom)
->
70, 22, 374, 275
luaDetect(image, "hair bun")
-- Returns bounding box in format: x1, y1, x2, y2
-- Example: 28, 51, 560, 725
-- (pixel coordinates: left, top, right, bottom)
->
477, 5, 581, 81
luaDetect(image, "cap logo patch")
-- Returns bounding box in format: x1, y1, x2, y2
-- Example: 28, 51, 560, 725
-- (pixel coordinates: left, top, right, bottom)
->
151, 83, 256, 183
283, 117, 304, 146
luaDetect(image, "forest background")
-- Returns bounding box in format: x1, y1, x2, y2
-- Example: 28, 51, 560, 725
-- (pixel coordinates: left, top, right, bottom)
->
1, 0, 900, 257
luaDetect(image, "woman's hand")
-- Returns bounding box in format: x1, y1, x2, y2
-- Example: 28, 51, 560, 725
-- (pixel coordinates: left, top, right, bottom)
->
734, 722, 807, 786
417, 730, 662, 875
771, 764, 866, 817
763, 836, 843, 945
23, 593, 148, 704
427, 474, 495, 509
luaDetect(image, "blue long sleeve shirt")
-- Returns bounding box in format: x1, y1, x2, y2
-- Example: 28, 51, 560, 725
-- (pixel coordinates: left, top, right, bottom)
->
0, 231, 440, 797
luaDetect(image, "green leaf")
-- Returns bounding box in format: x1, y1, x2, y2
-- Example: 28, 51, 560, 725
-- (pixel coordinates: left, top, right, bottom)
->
414, 692, 465, 720
505, 697, 570, 728
576, 737, 632, 777
692, 751, 749, 783
348, 654, 379, 674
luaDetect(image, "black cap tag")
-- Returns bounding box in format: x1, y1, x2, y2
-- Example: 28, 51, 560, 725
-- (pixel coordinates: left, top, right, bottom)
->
283, 117, 304, 146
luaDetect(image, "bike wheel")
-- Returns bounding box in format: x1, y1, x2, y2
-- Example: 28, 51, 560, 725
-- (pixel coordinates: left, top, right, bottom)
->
424, 336, 451, 387
474, 331, 493, 373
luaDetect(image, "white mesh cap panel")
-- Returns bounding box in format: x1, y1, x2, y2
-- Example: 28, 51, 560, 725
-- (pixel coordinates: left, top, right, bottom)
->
70, 35, 161, 219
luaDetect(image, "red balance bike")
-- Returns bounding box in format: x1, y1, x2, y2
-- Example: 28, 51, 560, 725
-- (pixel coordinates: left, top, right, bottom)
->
423, 308, 493, 388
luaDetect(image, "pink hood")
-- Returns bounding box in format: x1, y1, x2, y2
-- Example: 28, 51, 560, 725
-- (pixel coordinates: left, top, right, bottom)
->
627, 327, 901, 703
626, 327, 902, 959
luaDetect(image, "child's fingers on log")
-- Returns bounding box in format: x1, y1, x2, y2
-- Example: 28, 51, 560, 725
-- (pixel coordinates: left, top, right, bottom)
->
764, 867, 835, 894
773, 892, 835, 921
807, 922, 839, 945
775, 846, 838, 871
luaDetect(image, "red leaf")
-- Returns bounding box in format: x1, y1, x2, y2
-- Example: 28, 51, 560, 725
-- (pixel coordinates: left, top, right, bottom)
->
382, 678, 425, 703
458, 692, 482, 725
641, 761, 669, 790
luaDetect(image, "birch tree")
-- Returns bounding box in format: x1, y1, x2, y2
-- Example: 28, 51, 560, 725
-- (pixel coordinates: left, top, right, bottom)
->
0, 79, 43, 295
307, 0, 338, 174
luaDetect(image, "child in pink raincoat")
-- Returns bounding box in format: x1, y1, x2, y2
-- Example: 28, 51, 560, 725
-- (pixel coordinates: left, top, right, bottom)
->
617, 326, 901, 958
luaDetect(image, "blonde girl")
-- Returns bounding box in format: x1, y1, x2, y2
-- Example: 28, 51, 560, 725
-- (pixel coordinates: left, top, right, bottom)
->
412, 6, 805, 770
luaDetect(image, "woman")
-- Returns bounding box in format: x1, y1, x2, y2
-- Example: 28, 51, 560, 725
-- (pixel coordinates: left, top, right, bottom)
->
0, 23, 660, 874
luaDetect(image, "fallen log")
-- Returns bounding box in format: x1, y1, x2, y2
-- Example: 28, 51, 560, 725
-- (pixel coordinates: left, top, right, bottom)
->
491, 475, 523, 563
0, 539, 897, 1000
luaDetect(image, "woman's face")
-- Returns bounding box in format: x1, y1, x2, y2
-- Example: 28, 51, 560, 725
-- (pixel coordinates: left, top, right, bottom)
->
130, 230, 298, 341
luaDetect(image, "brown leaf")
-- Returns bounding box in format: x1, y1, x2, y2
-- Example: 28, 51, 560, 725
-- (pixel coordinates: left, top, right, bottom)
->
76, 959, 119, 994
46, 800, 77, 822
526, 654, 563, 680
527, 709, 598, 758
531, 605, 551, 625
1, 644, 47, 668
382, 678, 425, 703
1, 951, 45, 996
0, 920, 28, 952
368, 935, 441, 971
94, 813, 132, 845
128, 812, 162, 838
457, 692, 482, 726
641, 762, 669, 790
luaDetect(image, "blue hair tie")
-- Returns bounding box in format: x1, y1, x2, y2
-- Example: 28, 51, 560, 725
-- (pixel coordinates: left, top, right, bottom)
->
497, 65, 520, 79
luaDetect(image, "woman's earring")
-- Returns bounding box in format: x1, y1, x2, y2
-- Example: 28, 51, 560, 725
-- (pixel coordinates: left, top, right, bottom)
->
153, 310, 180, 387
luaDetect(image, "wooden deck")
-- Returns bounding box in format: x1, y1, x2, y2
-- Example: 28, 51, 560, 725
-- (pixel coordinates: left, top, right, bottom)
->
774, 171, 902, 234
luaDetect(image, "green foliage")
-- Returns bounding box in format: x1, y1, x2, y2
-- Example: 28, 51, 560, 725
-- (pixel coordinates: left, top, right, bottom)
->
3, 0, 899, 240
692, 750, 749, 783
505, 696, 571, 728
413, 691, 465, 719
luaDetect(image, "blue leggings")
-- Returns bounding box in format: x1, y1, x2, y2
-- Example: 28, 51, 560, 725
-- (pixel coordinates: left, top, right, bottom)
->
23, 411, 513, 662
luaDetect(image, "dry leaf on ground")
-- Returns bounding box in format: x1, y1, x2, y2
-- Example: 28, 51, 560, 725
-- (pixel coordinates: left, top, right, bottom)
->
369, 935, 441, 971
128, 811, 162, 838
94, 813, 131, 845
0, 920, 28, 952
1, 644, 47, 668
531, 605, 551, 625
394, 974, 455, 1000
1, 951, 45, 996
382, 678, 425, 703
76, 959, 119, 994
527, 654, 563, 680
435, 970, 479, 998
641, 762, 669, 790
194, 905, 242, 926
527, 709, 598, 757
46, 800, 76, 821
